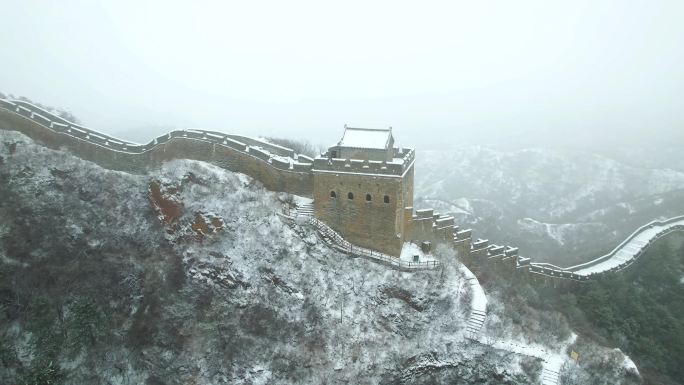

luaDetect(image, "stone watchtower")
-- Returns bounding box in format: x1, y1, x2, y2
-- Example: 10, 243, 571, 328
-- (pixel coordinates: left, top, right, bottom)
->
312, 126, 415, 256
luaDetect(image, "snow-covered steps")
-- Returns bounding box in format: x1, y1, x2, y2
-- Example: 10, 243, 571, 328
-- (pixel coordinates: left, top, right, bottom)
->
295, 202, 314, 218
541, 367, 560, 385
466, 309, 486, 336
280, 197, 314, 219
460, 265, 488, 339
306, 217, 441, 270
279, 196, 440, 270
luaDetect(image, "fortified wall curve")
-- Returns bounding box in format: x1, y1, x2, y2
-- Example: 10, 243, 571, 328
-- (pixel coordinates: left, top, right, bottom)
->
0, 99, 314, 196
1, 98, 681, 283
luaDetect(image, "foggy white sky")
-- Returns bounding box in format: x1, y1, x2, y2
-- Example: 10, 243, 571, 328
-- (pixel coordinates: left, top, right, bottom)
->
1, 0, 683, 150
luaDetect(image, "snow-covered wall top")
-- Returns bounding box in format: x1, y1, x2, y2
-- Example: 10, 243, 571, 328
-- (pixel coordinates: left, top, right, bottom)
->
525, 215, 684, 280
0, 98, 315, 196
312, 147, 415, 177
0, 99, 314, 173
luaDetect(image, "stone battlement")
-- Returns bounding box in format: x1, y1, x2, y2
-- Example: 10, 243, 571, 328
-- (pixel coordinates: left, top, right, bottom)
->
3, 99, 315, 172
0, 98, 314, 196
313, 147, 415, 177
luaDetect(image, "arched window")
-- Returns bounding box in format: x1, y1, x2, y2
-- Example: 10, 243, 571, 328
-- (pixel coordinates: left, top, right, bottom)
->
365, 193, 372, 202
330, 191, 336, 199
384, 195, 390, 204
347, 192, 354, 200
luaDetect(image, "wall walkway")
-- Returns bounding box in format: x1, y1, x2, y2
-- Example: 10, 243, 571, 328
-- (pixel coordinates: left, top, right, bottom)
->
0, 99, 314, 196
523, 215, 684, 280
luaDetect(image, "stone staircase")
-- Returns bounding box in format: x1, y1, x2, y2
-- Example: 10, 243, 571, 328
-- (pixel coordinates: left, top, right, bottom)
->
282, 201, 314, 220
541, 367, 560, 385
278, 197, 442, 272
466, 308, 486, 337
309, 217, 439, 269
294, 201, 314, 219
460, 269, 488, 340
279, 204, 441, 270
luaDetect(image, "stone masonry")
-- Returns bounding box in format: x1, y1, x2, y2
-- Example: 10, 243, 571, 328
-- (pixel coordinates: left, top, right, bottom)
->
312, 127, 416, 256
4, 97, 674, 282
0, 102, 462, 258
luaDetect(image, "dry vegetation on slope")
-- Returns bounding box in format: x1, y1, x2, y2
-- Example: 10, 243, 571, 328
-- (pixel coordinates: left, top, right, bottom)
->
0, 130, 639, 385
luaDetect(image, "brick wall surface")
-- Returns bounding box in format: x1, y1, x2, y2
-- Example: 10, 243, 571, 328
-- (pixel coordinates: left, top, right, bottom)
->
312, 167, 414, 256
0, 108, 313, 196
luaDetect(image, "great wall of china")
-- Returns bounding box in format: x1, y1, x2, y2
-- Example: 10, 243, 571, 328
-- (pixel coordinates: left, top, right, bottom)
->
0, 99, 315, 195
1, 97, 682, 284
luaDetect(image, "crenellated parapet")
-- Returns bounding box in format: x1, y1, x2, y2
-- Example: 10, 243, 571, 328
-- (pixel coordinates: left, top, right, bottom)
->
408, 208, 458, 245
3, 98, 315, 171
405, 206, 684, 283
459, 215, 684, 283
313, 147, 414, 177
0, 98, 314, 195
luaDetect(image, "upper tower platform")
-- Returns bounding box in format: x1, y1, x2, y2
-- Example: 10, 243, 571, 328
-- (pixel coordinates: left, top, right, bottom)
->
313, 126, 415, 178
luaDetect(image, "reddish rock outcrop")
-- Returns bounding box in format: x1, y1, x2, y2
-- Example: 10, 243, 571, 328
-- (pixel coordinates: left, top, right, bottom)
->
190, 212, 224, 238
148, 180, 183, 228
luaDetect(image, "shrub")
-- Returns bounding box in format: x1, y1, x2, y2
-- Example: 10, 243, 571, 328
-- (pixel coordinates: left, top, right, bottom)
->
18, 360, 64, 385
265, 137, 322, 158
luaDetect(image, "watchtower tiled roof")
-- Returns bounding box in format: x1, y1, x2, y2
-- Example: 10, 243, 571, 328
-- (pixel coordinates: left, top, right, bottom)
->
338, 127, 393, 150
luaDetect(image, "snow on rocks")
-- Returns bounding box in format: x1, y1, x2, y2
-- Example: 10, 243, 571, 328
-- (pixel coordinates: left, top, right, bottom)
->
456, 255, 577, 384
0, 129, 643, 385
478, 332, 577, 385
621, 351, 640, 376
399, 242, 437, 264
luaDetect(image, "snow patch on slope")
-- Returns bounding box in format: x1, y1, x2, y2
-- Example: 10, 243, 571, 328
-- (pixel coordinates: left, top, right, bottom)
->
517, 218, 586, 246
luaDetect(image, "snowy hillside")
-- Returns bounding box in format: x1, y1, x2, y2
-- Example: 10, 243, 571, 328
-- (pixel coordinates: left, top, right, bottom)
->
415, 147, 684, 266
0, 130, 640, 384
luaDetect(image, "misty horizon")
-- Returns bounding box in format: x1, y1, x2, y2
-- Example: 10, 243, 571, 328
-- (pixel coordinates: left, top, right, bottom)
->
2, 1, 683, 151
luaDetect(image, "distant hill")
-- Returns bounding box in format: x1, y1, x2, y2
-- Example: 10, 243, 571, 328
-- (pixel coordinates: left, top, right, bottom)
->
414, 147, 684, 266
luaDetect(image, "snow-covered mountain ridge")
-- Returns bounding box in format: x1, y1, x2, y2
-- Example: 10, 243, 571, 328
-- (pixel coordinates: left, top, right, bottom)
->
0, 130, 640, 384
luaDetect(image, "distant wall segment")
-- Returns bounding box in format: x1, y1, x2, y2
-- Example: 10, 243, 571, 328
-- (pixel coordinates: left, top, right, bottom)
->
456, 215, 684, 283
0, 99, 313, 196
